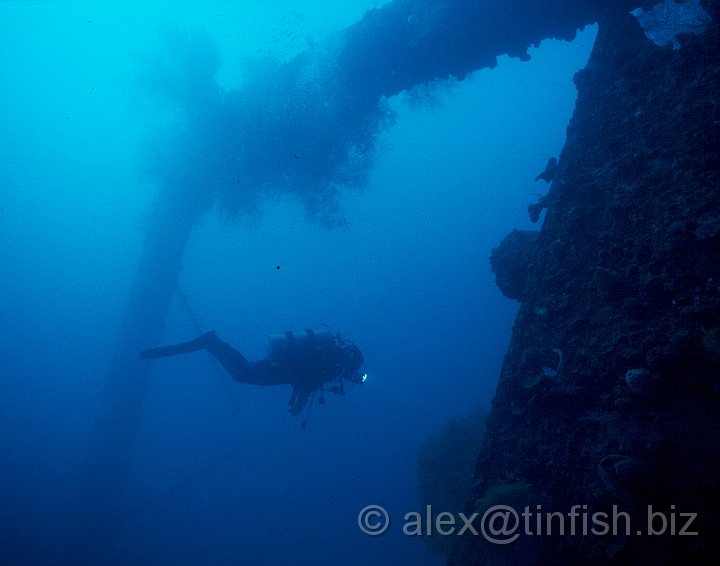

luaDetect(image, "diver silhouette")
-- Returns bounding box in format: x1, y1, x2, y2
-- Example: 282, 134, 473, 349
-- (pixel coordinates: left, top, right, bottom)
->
140, 329, 365, 417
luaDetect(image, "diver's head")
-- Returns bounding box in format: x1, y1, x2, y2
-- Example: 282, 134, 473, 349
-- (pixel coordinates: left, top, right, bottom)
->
340, 342, 365, 383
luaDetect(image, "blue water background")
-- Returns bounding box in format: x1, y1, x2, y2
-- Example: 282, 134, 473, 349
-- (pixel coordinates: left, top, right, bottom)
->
0, 2, 595, 564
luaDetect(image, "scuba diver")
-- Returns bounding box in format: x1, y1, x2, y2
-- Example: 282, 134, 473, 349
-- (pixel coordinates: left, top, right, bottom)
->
140, 328, 365, 418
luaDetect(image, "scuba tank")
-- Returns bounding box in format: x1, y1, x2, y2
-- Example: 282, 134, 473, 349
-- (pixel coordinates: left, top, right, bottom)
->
268, 329, 336, 359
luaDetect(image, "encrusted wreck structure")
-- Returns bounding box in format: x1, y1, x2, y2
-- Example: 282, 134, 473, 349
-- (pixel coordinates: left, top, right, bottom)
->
471, 3, 719, 564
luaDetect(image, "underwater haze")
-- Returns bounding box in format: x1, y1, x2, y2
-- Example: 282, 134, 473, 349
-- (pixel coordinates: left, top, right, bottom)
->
0, 1, 595, 564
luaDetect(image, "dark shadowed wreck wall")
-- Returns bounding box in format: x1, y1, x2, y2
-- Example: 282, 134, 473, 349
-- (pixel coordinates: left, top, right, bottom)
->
461, 6, 720, 566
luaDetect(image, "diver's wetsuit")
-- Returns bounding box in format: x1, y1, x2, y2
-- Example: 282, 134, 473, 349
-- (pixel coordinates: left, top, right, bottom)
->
140, 330, 361, 415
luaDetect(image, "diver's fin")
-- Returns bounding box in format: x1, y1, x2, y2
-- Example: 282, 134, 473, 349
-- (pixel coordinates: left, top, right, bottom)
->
140, 331, 218, 359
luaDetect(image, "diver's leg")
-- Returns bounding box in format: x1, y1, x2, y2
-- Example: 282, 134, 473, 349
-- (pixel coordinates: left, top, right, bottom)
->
205, 334, 289, 385
140, 331, 219, 359
142, 331, 282, 385
206, 341, 284, 386
204, 340, 288, 386
203, 335, 253, 379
